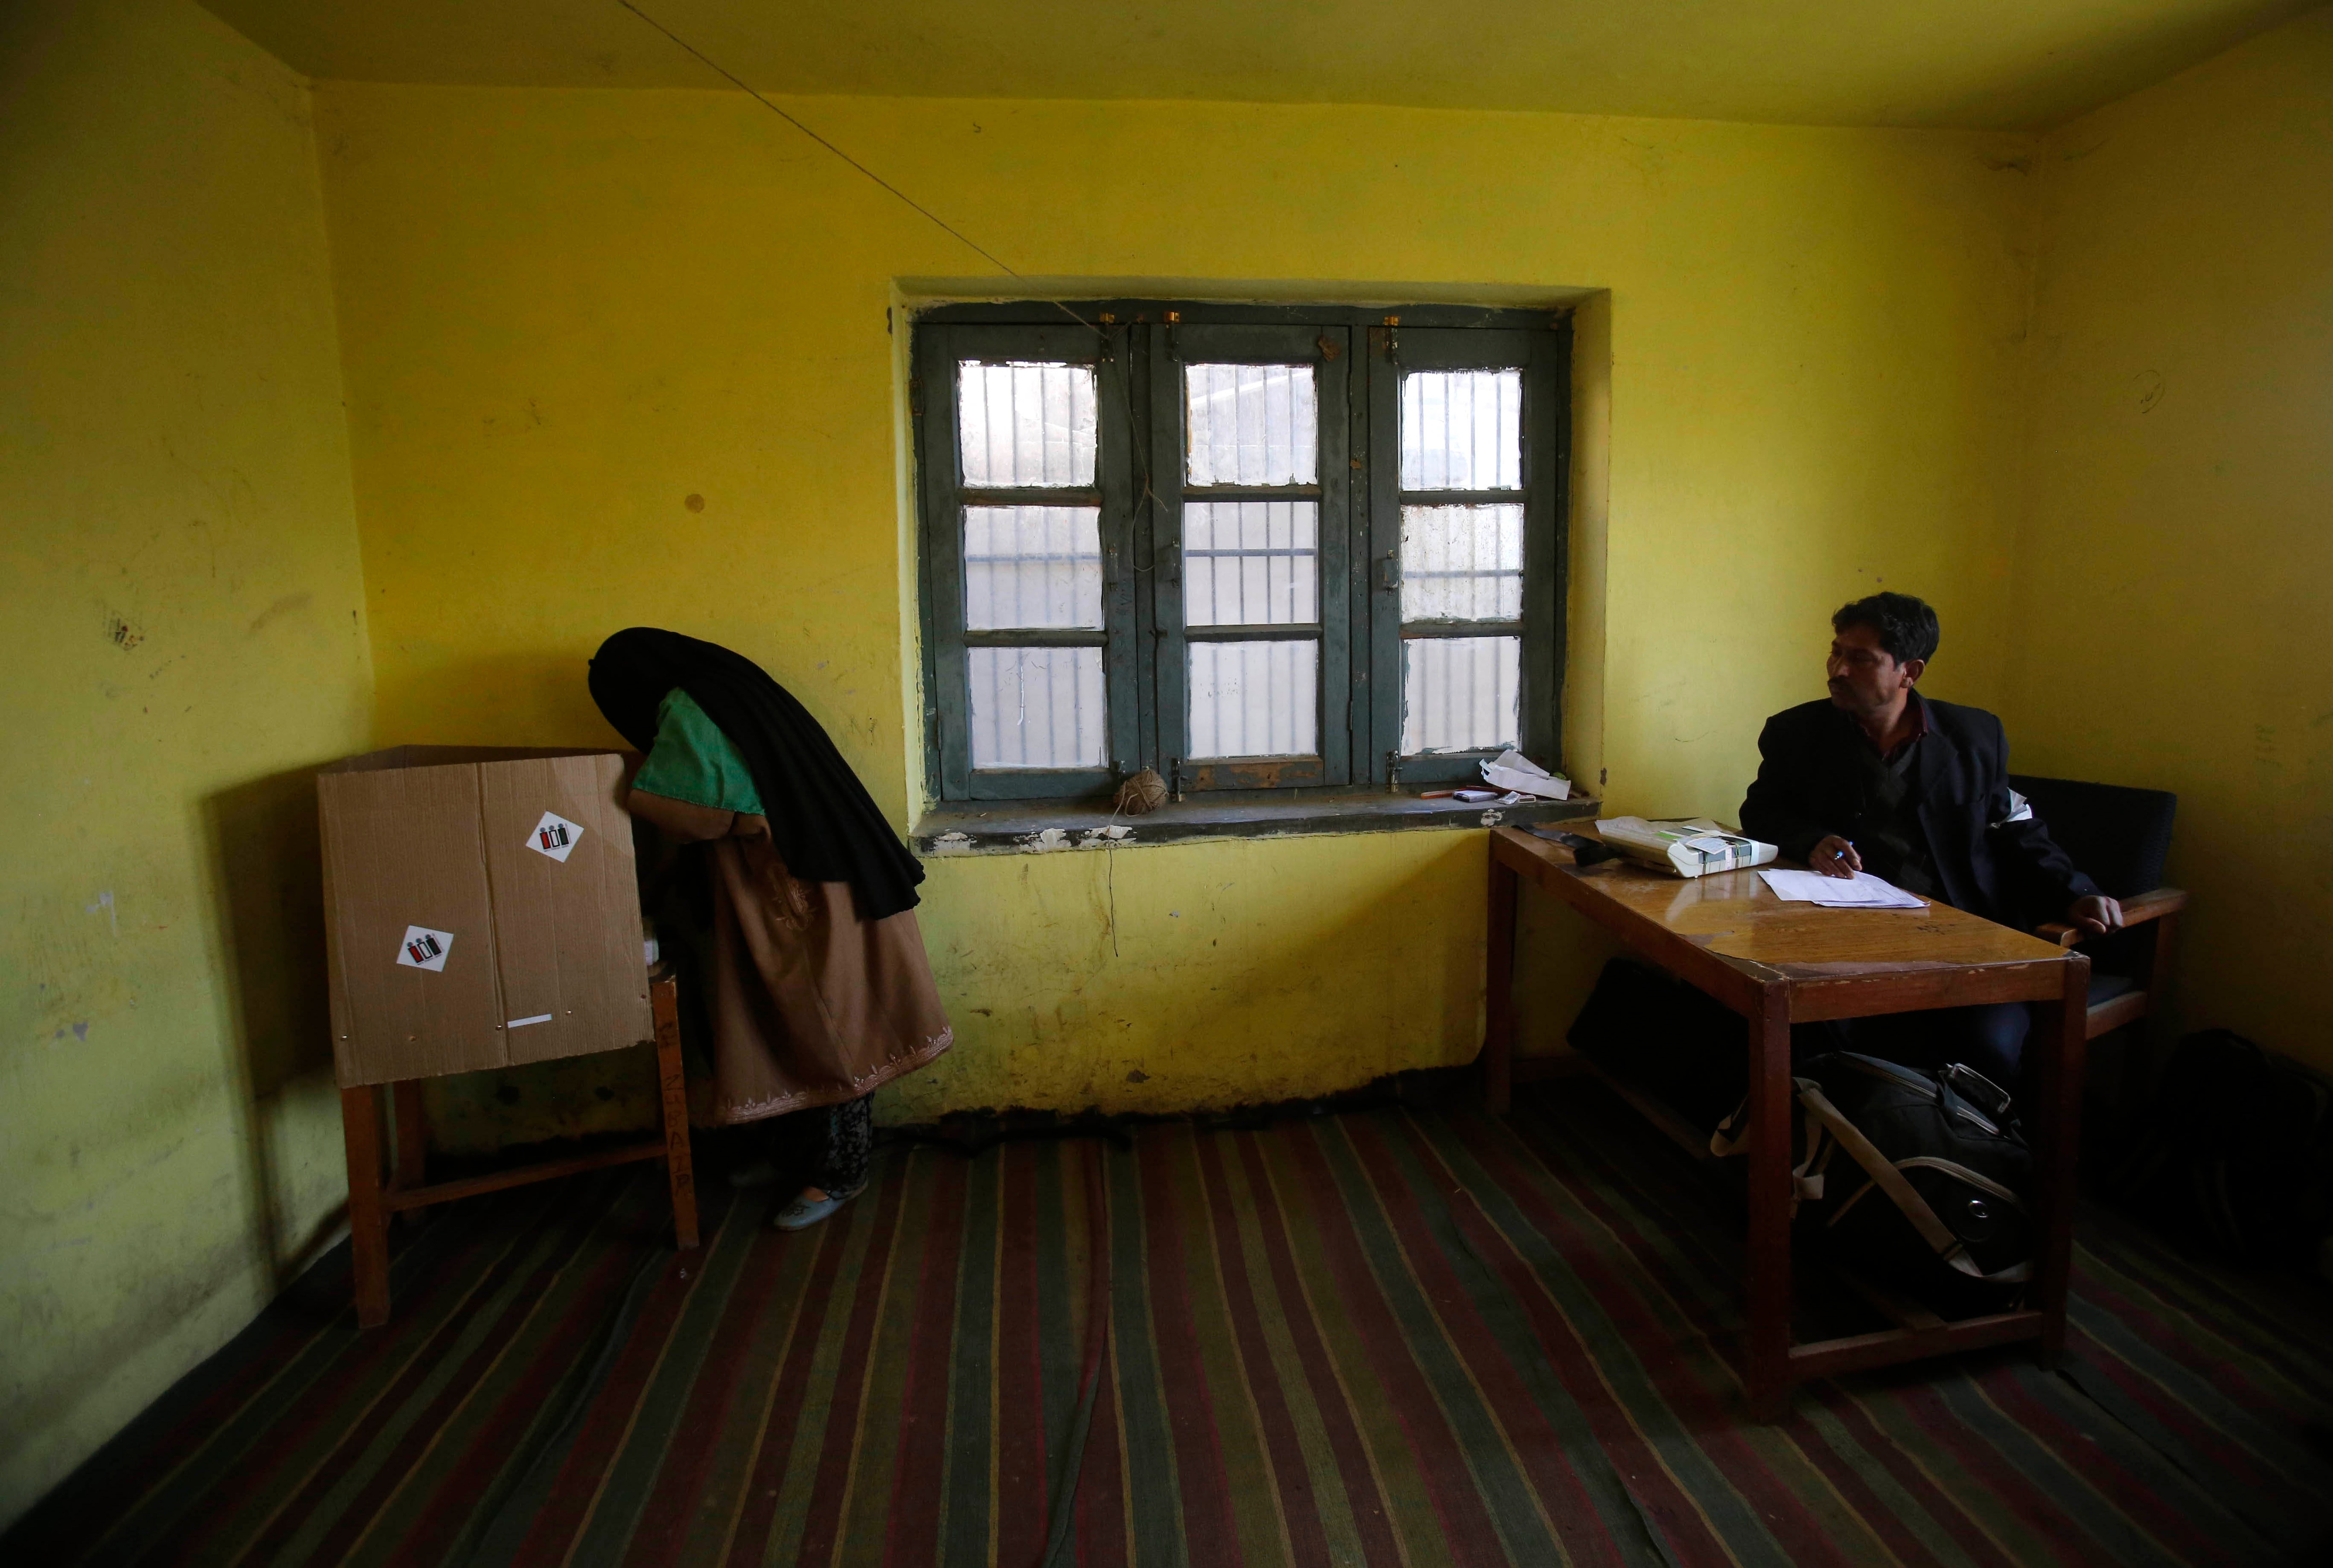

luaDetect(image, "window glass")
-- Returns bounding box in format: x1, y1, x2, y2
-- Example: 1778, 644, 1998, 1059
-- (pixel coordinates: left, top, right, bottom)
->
1400, 370, 1522, 491
1183, 502, 1318, 627
1188, 641, 1318, 759
967, 647, 1106, 767
958, 362, 1097, 487
1402, 636, 1520, 753
963, 505, 1103, 630
1400, 504, 1523, 622
1185, 364, 1317, 486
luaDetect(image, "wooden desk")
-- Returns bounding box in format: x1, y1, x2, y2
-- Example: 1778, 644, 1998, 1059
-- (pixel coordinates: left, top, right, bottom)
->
1479, 826, 2088, 1419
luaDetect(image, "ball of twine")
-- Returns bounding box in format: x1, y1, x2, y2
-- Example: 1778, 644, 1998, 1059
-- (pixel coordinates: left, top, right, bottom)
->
1113, 767, 1169, 816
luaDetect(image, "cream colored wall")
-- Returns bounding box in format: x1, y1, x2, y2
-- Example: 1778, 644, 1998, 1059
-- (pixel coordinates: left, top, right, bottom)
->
310, 84, 2040, 1124
0, 0, 373, 1522
2004, 5, 2333, 1072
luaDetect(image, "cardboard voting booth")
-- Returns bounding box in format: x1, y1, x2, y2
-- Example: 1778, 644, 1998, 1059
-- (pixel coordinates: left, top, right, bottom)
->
318, 746, 695, 1329
317, 746, 653, 1086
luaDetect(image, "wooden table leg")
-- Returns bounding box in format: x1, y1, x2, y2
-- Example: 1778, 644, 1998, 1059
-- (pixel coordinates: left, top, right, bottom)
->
340, 1084, 391, 1329
2032, 952, 2091, 1365
1744, 984, 1795, 1420
391, 1080, 428, 1194
651, 976, 699, 1251
1481, 849, 1520, 1116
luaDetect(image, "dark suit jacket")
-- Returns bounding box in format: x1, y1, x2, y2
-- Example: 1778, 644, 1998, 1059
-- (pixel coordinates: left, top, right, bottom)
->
1739, 695, 2098, 929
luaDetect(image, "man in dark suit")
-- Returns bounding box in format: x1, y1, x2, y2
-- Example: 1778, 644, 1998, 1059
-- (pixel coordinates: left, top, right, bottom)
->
1740, 592, 2122, 1087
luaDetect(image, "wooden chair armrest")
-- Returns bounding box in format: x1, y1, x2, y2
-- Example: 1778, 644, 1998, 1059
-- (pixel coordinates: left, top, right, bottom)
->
2120, 887, 2188, 923
2035, 887, 2187, 947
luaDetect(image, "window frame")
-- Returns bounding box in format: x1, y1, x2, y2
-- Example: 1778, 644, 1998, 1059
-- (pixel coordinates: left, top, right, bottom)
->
913, 301, 1570, 804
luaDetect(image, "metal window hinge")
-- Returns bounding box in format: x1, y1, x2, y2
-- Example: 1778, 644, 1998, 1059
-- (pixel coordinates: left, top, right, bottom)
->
1375, 551, 1401, 592
908, 376, 923, 418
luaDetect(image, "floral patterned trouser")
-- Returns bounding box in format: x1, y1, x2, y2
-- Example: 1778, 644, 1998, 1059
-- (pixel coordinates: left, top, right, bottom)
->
813, 1095, 873, 1194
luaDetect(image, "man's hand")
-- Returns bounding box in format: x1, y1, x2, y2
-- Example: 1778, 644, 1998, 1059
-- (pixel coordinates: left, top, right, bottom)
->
2068, 894, 2124, 934
1809, 835, 1863, 879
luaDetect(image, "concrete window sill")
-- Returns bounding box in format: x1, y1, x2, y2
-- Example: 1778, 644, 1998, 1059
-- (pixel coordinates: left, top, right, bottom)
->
911, 788, 1598, 857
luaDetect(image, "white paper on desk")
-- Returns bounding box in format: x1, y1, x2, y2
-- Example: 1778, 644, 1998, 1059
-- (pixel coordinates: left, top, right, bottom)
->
1758, 869, 1926, 909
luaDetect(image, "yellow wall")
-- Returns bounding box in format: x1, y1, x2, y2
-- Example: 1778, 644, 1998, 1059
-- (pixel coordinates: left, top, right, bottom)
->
2003, 6, 2333, 1072
310, 83, 2041, 1127
0, 0, 373, 1520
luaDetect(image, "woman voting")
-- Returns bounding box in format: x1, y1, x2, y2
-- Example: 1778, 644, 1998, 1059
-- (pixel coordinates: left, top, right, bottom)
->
588, 628, 952, 1230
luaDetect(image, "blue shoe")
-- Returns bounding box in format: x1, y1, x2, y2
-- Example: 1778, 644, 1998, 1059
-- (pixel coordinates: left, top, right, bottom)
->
770, 1184, 863, 1231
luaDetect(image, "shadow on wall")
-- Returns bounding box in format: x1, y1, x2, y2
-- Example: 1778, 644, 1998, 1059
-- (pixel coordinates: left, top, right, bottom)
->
1510, 874, 1627, 1063
200, 767, 346, 1287
420, 1047, 663, 1157
373, 648, 627, 750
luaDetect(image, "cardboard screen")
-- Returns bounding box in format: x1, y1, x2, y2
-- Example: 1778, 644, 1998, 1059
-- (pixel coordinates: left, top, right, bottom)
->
319, 747, 651, 1087
480, 754, 653, 1067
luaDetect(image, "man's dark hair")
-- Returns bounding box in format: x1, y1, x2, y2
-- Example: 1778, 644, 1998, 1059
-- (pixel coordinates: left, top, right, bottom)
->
1833, 592, 1940, 666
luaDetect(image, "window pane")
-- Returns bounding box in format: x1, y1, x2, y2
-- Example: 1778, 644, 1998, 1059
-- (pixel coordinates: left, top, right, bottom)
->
1185, 364, 1316, 486
1183, 502, 1318, 627
1400, 370, 1522, 491
963, 506, 1102, 630
957, 362, 1097, 487
1400, 504, 1523, 622
968, 647, 1105, 768
1403, 636, 1520, 754
1188, 640, 1317, 759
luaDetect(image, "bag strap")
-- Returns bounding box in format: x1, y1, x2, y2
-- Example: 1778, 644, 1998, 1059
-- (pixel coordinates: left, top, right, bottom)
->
1795, 1079, 2029, 1283
1709, 1100, 1750, 1159
1709, 1095, 1832, 1211
1896, 1157, 2025, 1208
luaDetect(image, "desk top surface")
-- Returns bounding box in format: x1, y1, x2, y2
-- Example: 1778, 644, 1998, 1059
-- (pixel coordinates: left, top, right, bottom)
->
1493, 826, 2068, 981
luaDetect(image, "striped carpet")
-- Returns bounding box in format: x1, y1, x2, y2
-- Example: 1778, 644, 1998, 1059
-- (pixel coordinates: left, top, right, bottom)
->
13, 1079, 2333, 1567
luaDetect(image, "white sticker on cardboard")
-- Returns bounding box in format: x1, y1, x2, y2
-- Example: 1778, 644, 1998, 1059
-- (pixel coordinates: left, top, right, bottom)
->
526, 811, 585, 863
396, 925, 454, 972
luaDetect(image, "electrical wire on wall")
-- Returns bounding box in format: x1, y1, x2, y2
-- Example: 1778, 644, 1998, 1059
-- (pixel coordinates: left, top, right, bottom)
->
613, 0, 1166, 553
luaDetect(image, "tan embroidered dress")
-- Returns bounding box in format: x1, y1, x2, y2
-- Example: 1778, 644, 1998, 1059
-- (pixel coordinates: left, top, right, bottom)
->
626, 689, 950, 1126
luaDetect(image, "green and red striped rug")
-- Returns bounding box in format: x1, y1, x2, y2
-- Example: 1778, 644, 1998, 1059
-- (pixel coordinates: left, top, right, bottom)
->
13, 1080, 2333, 1566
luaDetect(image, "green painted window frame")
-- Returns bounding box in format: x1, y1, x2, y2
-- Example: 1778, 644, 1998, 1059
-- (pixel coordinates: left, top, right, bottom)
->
913, 301, 1570, 803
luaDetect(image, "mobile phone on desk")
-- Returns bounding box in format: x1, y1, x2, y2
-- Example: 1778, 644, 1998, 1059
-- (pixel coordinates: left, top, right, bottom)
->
1524, 826, 1616, 865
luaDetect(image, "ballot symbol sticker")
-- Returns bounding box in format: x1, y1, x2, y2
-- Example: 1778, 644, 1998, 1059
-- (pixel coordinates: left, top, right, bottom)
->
526, 811, 585, 864
396, 926, 454, 972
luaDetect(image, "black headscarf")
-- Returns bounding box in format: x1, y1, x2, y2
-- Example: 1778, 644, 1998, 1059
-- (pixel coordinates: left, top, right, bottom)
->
588, 628, 924, 919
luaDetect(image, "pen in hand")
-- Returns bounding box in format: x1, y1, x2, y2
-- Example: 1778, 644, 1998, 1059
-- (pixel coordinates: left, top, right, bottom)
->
1812, 835, 1863, 878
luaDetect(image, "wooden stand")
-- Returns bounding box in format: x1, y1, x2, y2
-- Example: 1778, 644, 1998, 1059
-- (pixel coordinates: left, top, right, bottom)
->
340, 971, 699, 1329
